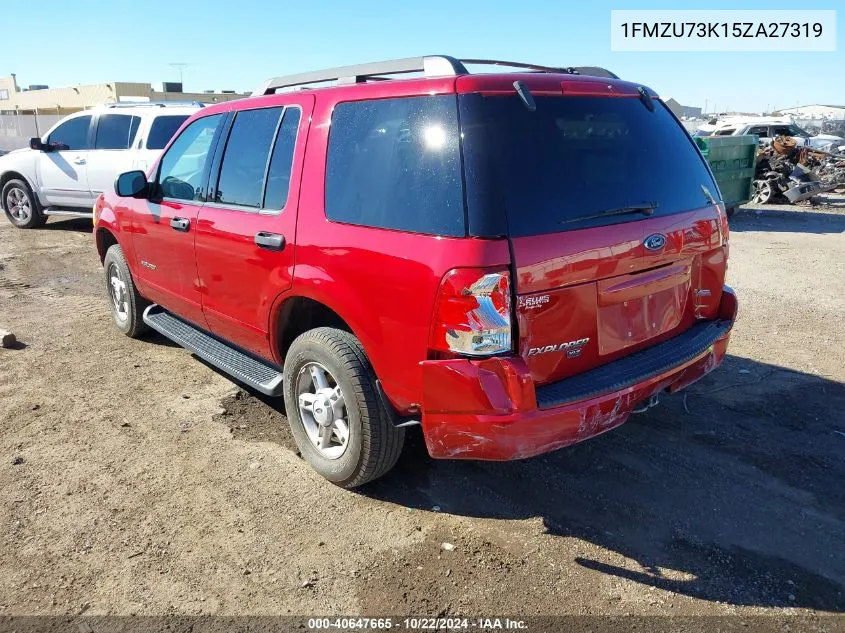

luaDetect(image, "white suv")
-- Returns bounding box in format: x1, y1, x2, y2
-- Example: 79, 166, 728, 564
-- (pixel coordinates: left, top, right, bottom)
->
695, 117, 844, 151
1, 102, 202, 228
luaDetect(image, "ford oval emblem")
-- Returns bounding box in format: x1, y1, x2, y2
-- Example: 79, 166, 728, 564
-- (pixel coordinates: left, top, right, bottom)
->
643, 233, 666, 251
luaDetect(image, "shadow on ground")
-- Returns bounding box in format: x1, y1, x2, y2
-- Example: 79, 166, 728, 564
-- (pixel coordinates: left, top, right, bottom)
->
217, 354, 845, 611
730, 206, 845, 234
41, 217, 93, 233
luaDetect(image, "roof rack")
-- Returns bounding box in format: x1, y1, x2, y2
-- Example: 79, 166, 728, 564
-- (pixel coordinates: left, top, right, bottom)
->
102, 101, 206, 109
252, 56, 618, 96
461, 59, 619, 79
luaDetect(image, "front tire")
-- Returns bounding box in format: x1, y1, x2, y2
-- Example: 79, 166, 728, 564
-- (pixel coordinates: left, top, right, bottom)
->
103, 244, 149, 338
282, 328, 405, 488
2, 179, 45, 229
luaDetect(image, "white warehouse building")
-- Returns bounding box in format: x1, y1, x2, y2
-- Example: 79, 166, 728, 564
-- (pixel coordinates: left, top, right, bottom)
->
777, 104, 845, 120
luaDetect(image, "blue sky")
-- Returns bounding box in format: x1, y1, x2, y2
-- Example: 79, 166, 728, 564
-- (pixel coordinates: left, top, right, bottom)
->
5, 0, 843, 113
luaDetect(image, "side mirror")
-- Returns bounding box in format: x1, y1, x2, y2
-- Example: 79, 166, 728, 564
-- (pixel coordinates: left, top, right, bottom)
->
29, 137, 45, 151
115, 170, 148, 198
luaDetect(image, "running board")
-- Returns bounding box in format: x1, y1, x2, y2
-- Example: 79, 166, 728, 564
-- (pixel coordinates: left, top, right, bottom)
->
142, 305, 283, 396
43, 208, 93, 218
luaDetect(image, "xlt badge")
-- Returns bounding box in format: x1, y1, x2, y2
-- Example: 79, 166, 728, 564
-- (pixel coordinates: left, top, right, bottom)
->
527, 337, 590, 358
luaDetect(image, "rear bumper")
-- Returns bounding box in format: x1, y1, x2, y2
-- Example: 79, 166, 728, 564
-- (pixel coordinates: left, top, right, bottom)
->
419, 286, 737, 460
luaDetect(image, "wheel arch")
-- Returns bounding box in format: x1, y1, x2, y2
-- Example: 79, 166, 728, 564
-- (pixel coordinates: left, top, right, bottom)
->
269, 288, 413, 414
95, 226, 120, 264
0, 171, 39, 209
271, 294, 354, 366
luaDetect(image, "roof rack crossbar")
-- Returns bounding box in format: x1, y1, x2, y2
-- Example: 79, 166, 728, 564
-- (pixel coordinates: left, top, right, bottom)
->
253, 55, 468, 96
252, 56, 619, 96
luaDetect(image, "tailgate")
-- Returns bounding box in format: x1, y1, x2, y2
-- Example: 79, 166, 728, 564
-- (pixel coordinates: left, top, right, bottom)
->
513, 207, 727, 385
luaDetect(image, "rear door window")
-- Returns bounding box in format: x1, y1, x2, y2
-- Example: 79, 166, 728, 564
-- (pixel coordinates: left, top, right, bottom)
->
459, 95, 719, 237
214, 106, 283, 208
95, 114, 142, 150
146, 115, 190, 150
325, 95, 464, 236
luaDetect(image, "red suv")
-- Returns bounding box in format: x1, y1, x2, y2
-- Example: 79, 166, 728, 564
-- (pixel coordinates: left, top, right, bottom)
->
94, 56, 737, 488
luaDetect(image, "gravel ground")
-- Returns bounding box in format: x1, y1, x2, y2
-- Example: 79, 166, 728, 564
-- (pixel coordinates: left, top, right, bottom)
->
0, 200, 843, 624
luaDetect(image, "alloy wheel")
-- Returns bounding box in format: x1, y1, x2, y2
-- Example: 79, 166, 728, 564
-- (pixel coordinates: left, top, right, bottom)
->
5, 187, 31, 222
107, 263, 129, 320
751, 179, 774, 204
296, 362, 350, 459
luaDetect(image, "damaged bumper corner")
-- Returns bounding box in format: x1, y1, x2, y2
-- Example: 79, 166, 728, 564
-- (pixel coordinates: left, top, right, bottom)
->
419, 286, 737, 461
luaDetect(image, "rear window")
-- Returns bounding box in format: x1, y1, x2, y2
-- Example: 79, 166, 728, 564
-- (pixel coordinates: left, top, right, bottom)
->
325, 95, 464, 237
147, 115, 190, 150
459, 95, 719, 237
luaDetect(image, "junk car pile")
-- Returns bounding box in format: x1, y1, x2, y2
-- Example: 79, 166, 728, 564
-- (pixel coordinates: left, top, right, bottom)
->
751, 136, 845, 205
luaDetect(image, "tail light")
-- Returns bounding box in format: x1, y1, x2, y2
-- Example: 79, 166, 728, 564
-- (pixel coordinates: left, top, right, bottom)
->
715, 201, 729, 246
430, 268, 513, 357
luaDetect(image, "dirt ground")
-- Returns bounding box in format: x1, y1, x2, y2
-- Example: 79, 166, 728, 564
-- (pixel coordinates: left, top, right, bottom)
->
0, 199, 843, 624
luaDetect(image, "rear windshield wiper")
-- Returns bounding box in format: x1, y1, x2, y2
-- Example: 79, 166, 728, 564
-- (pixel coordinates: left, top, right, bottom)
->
559, 202, 659, 225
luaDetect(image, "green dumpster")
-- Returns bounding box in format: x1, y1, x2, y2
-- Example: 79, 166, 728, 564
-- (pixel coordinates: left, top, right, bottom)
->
693, 135, 758, 215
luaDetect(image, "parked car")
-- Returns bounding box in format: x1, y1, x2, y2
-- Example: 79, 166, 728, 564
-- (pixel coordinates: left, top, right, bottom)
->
94, 56, 737, 487
1, 102, 202, 228
696, 116, 844, 150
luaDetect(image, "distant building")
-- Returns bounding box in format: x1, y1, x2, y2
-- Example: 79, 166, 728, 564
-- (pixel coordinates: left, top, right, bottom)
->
776, 104, 845, 120
0, 74, 247, 114
664, 98, 703, 119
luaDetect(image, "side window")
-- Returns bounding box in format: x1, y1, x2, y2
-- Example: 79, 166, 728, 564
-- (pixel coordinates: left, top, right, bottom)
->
215, 106, 282, 208
263, 108, 301, 210
95, 114, 141, 150
747, 126, 769, 137
47, 116, 92, 150
157, 114, 223, 201
325, 96, 464, 236
146, 115, 190, 150
714, 128, 735, 136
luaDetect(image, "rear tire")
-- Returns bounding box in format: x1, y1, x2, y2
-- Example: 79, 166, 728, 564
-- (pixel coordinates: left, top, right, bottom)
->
103, 244, 149, 338
282, 327, 405, 488
2, 179, 45, 229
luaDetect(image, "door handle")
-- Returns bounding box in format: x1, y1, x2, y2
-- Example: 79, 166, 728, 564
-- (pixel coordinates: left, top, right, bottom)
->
170, 217, 190, 232
254, 232, 285, 250
73, 158, 87, 165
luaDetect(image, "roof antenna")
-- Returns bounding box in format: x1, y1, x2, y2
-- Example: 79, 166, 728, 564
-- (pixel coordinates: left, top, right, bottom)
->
513, 80, 536, 112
